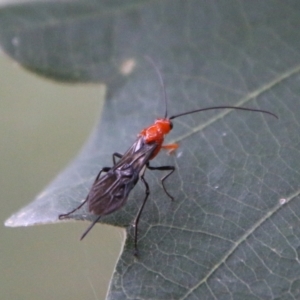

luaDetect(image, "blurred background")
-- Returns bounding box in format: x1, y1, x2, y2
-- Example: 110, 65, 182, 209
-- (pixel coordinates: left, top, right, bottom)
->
0, 53, 123, 299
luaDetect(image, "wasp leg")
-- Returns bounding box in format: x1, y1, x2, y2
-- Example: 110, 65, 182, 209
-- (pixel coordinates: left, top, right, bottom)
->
80, 215, 102, 240
161, 143, 179, 154
112, 152, 123, 165
94, 167, 111, 181
58, 167, 111, 220
147, 164, 175, 200
133, 172, 150, 257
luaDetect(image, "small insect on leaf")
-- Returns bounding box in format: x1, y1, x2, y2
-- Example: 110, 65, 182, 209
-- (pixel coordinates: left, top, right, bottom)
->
59, 57, 278, 256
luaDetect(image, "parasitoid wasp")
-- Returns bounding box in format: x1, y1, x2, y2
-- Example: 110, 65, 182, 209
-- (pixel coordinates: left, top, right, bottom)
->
59, 57, 278, 256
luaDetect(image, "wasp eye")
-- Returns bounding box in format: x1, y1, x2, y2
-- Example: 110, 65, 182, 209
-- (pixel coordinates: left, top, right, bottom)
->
169, 121, 173, 130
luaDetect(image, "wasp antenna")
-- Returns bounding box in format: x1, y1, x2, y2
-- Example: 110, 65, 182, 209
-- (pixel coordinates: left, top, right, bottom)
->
144, 56, 169, 119
169, 106, 278, 120
80, 216, 101, 240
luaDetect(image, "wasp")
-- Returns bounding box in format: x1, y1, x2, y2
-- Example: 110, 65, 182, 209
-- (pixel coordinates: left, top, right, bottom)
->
59, 58, 278, 256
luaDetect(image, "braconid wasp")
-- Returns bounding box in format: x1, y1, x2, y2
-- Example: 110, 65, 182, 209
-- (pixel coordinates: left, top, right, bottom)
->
59, 57, 278, 256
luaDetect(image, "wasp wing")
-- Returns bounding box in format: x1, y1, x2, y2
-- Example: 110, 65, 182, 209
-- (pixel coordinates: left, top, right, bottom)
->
88, 137, 158, 216
86, 170, 133, 215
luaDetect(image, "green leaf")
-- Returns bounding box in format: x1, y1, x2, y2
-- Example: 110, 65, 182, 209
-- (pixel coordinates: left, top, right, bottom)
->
3, 1, 300, 299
